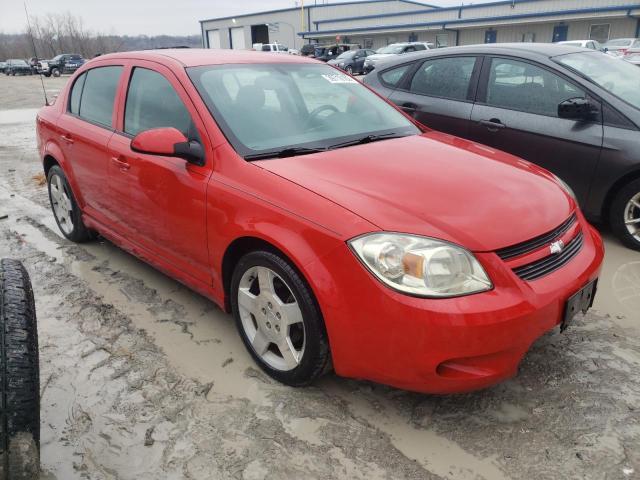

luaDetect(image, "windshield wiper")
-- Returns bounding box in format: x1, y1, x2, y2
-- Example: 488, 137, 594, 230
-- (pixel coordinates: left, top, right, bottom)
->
327, 132, 411, 150
244, 146, 326, 161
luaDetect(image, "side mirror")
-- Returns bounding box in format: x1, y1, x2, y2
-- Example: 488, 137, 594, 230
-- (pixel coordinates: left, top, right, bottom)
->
558, 97, 597, 121
131, 127, 205, 166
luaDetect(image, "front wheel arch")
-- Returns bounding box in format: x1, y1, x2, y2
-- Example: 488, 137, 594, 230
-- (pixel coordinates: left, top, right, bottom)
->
222, 236, 304, 313
601, 169, 640, 224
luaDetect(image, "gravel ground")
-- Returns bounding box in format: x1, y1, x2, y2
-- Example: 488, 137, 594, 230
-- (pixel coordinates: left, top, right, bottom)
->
0, 75, 639, 480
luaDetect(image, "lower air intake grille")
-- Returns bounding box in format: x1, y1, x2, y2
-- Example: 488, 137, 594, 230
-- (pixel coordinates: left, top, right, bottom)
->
512, 232, 583, 281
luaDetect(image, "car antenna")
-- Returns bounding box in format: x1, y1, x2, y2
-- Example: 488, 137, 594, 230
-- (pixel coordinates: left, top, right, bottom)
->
23, 1, 49, 106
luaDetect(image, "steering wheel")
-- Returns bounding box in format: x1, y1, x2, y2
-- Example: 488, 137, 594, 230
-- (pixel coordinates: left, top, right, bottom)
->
304, 104, 340, 130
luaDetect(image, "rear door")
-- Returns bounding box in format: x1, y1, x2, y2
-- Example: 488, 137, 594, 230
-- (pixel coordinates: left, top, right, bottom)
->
56, 64, 124, 227
388, 55, 481, 138
107, 62, 212, 284
468, 56, 603, 204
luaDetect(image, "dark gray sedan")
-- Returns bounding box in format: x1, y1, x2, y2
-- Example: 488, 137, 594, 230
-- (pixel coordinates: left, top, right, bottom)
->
363, 43, 640, 251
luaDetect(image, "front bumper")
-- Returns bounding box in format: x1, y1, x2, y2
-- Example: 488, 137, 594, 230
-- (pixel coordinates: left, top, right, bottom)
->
309, 218, 604, 394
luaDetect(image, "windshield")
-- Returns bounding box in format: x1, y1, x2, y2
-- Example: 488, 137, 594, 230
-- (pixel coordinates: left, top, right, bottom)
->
377, 45, 404, 54
51, 54, 63, 61
555, 51, 640, 109
560, 42, 583, 47
10, 60, 28, 65
188, 63, 418, 156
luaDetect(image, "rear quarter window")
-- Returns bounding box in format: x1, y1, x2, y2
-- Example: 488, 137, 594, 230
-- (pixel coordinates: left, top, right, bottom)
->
379, 64, 412, 88
68, 72, 87, 115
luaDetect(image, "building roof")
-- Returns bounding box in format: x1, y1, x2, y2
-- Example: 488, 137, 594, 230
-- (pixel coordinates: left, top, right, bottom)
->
199, 0, 438, 24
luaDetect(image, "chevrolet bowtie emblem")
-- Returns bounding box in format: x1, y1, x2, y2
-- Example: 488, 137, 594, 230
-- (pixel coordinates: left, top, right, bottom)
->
550, 240, 565, 255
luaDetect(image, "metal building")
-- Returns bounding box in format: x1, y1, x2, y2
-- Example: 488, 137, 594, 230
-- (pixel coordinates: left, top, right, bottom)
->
200, 0, 640, 51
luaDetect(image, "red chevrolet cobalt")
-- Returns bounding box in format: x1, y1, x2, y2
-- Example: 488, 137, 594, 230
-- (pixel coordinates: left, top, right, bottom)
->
36, 50, 603, 393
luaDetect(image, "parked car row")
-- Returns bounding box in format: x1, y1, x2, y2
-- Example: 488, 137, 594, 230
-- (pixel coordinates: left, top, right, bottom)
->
362, 43, 640, 250
0, 54, 85, 77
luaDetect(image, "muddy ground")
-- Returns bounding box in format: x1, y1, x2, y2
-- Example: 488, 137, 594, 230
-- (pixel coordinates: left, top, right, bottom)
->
0, 74, 639, 480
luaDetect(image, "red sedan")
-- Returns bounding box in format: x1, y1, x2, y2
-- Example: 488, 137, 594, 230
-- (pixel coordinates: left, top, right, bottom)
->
36, 49, 604, 393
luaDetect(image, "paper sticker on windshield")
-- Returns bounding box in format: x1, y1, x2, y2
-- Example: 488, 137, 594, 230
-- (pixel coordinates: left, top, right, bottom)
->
322, 73, 357, 84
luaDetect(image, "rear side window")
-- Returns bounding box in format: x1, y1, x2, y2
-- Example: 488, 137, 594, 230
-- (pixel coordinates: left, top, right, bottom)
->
69, 72, 86, 115
78, 66, 123, 127
124, 67, 194, 137
410, 56, 476, 100
379, 64, 412, 87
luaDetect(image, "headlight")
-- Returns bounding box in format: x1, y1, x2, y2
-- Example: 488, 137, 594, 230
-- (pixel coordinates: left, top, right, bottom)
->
551, 174, 576, 201
348, 233, 492, 297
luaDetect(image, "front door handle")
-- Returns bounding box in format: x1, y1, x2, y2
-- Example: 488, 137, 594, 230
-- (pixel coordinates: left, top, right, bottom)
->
60, 134, 74, 144
111, 156, 130, 172
479, 118, 506, 132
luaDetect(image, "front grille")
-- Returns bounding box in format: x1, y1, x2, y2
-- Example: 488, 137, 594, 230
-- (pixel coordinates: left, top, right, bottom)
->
496, 213, 577, 260
512, 232, 583, 281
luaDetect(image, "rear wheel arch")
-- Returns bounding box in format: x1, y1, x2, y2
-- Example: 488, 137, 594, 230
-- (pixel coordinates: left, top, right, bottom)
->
43, 154, 59, 176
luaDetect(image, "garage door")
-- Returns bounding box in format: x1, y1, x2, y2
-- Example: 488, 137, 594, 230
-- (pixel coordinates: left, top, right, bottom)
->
207, 29, 221, 49
230, 27, 246, 50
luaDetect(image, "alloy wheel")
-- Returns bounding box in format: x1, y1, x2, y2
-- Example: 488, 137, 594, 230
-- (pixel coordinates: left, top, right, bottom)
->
624, 192, 640, 242
237, 266, 305, 371
49, 174, 74, 235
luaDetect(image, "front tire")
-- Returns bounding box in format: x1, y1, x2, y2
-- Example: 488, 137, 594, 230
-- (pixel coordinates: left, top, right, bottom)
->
230, 251, 331, 386
0, 259, 40, 480
345, 65, 353, 75
46, 166, 94, 243
51, 68, 60, 78
610, 178, 640, 251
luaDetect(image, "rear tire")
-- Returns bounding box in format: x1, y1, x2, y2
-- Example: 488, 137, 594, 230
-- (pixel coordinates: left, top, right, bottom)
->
230, 251, 331, 386
0, 259, 40, 480
610, 178, 640, 251
46, 165, 94, 243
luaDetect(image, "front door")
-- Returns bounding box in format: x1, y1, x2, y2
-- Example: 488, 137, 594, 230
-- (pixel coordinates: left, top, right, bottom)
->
485, 30, 497, 44
553, 25, 569, 43
388, 55, 480, 138
107, 63, 212, 284
468, 56, 602, 204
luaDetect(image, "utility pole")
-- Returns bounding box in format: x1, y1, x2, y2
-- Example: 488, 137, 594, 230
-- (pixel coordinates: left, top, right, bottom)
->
300, 0, 305, 32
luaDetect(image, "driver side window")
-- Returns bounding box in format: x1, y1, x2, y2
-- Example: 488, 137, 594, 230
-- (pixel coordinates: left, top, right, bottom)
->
486, 58, 585, 117
124, 67, 196, 139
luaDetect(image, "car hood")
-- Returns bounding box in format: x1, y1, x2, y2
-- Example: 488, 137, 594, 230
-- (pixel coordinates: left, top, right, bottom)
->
255, 132, 573, 251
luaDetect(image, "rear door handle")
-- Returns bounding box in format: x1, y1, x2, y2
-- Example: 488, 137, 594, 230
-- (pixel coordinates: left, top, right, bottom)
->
401, 102, 418, 112
60, 134, 74, 144
479, 119, 506, 132
111, 156, 130, 172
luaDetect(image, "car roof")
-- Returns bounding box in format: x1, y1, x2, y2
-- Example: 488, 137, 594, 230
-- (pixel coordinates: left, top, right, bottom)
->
90, 48, 318, 67
375, 43, 595, 66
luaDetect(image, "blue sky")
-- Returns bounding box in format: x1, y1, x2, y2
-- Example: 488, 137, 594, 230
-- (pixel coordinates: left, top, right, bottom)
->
3, 0, 496, 36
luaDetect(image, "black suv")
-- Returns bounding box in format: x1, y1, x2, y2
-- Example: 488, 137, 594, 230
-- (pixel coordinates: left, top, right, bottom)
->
38, 54, 85, 77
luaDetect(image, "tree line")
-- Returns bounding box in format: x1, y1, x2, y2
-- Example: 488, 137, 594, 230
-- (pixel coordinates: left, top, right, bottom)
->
0, 12, 201, 60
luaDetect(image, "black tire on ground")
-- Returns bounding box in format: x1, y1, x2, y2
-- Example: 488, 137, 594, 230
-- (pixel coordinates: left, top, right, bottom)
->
610, 177, 640, 251
43, 73, 51, 78
51, 68, 60, 78
0, 259, 40, 480
230, 251, 331, 387
46, 165, 95, 243
346, 66, 353, 75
